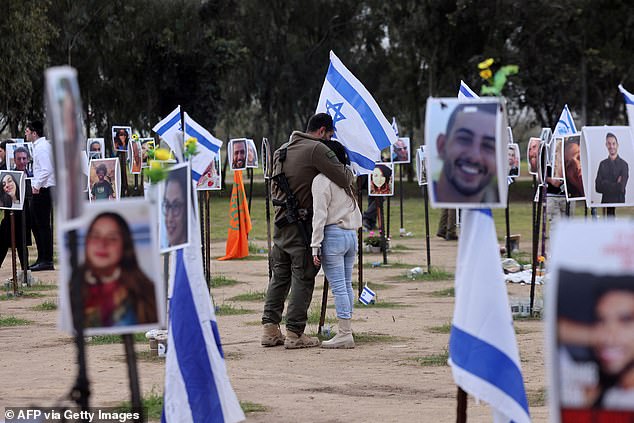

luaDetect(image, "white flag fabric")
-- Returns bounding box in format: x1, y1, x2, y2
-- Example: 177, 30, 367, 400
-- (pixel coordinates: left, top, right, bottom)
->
162, 191, 245, 423
449, 209, 530, 423
316, 51, 397, 174
619, 84, 634, 126
183, 112, 223, 183
153, 106, 183, 158
553, 104, 577, 137
458, 80, 479, 100
392, 117, 399, 136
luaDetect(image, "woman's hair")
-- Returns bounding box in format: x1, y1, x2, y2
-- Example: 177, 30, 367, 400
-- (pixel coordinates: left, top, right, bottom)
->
166, 166, 188, 204
81, 212, 158, 324
1, 173, 20, 203
322, 139, 357, 202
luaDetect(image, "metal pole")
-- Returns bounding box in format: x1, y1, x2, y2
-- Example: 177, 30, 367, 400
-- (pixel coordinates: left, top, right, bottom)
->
386, 197, 391, 239
505, 193, 511, 258
423, 185, 431, 273
318, 277, 329, 335
205, 191, 211, 289
379, 201, 387, 265
529, 182, 541, 315
456, 387, 467, 423
10, 212, 18, 296
357, 179, 364, 299
399, 165, 404, 234
540, 185, 547, 258
199, 191, 206, 282
123, 334, 144, 423
247, 168, 254, 214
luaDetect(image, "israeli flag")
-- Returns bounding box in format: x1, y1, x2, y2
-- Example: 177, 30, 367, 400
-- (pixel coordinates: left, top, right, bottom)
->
153, 105, 183, 157
392, 117, 399, 136
316, 51, 397, 174
458, 80, 479, 100
184, 112, 223, 183
449, 209, 530, 423
619, 84, 634, 126
162, 195, 245, 423
553, 104, 577, 137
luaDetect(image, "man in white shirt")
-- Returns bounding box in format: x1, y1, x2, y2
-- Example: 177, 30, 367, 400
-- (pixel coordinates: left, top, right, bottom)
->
25, 121, 56, 271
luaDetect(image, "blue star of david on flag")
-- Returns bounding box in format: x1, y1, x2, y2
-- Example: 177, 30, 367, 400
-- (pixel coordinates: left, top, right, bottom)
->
326, 100, 346, 135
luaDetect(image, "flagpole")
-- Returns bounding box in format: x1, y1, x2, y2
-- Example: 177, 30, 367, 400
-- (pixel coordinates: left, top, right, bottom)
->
318, 276, 329, 335
422, 185, 431, 273
456, 387, 467, 423
399, 164, 404, 234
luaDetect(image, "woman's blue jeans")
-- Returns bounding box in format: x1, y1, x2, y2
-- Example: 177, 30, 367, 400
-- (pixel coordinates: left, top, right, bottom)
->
321, 225, 357, 319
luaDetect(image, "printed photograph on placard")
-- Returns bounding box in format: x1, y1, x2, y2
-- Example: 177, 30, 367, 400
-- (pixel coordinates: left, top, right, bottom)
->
158, 162, 191, 253
246, 138, 258, 168
562, 134, 585, 200
0, 171, 26, 210
86, 138, 105, 160
140, 138, 155, 168
5, 142, 34, 178
582, 126, 634, 207
527, 137, 540, 175
508, 143, 520, 178
88, 158, 120, 202
196, 154, 222, 191
416, 146, 427, 186
128, 139, 142, 174
57, 199, 165, 336
392, 137, 411, 164
111, 126, 131, 153
552, 137, 564, 180
368, 163, 394, 196
229, 138, 247, 171
424, 97, 506, 208
547, 221, 634, 422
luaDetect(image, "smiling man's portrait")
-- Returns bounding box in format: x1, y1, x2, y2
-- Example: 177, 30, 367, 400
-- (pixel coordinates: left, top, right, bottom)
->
431, 101, 500, 205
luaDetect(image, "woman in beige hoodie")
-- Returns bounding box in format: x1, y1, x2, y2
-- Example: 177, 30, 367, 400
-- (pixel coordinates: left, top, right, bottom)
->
311, 140, 362, 349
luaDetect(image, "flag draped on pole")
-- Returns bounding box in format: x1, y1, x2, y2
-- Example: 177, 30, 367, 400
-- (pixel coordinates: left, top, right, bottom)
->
162, 181, 245, 423
449, 209, 530, 423
458, 80, 479, 100
217, 171, 252, 260
619, 84, 634, 126
316, 51, 397, 174
553, 104, 577, 137
153, 106, 183, 156
183, 112, 223, 183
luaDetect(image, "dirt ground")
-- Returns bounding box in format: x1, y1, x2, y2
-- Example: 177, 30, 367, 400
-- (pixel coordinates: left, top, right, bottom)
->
0, 235, 548, 423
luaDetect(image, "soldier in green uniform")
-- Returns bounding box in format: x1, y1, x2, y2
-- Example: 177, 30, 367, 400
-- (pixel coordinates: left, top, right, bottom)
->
261, 113, 354, 349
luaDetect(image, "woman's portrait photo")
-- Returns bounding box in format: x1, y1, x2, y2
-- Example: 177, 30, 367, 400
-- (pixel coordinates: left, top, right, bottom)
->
196, 155, 222, 191
58, 200, 164, 335
129, 139, 142, 174
159, 162, 191, 252
246, 139, 258, 168
368, 163, 394, 196
111, 126, 131, 153
87, 138, 105, 160
88, 158, 120, 203
0, 171, 26, 210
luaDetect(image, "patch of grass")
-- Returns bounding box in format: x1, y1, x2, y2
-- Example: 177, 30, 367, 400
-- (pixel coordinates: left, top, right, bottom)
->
31, 300, 57, 311
233, 254, 268, 261
527, 387, 547, 407
363, 261, 421, 270
427, 323, 452, 334
352, 281, 394, 290
248, 242, 267, 254
228, 290, 266, 302
23, 283, 57, 291
353, 332, 405, 344
210, 275, 240, 288
413, 350, 449, 367
240, 401, 267, 413
116, 391, 163, 420
215, 304, 254, 316
360, 301, 409, 308
0, 291, 45, 300
397, 267, 454, 282
0, 315, 32, 326
429, 287, 455, 298
88, 333, 146, 345
305, 307, 337, 325
390, 243, 415, 251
